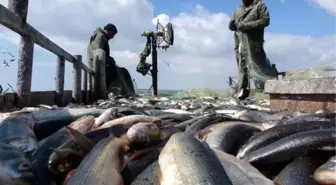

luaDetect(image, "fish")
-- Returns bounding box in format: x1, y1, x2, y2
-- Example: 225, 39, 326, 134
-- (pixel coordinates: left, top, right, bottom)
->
205, 124, 260, 155
243, 129, 336, 166
126, 122, 161, 147
65, 136, 130, 185
185, 114, 230, 135
174, 116, 203, 131
130, 161, 159, 185
122, 147, 162, 185
32, 108, 106, 140
274, 155, 324, 185
0, 115, 37, 157
126, 122, 180, 148
313, 156, 336, 185
93, 107, 118, 128
47, 127, 93, 175
158, 132, 233, 185
84, 124, 130, 146
0, 143, 36, 185
232, 110, 286, 123
32, 126, 89, 185
99, 115, 162, 129
68, 115, 95, 133
237, 120, 336, 159
157, 113, 192, 122
213, 149, 275, 185
117, 107, 149, 116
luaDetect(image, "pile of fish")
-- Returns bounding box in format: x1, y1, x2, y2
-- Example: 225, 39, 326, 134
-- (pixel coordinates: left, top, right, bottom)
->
0, 95, 335, 185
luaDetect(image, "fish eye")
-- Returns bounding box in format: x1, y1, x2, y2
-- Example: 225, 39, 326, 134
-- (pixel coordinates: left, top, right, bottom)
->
65, 160, 72, 168
18, 163, 31, 171
57, 164, 65, 172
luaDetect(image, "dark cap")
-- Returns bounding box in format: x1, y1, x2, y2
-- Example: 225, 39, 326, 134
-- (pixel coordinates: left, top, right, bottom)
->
104, 23, 118, 33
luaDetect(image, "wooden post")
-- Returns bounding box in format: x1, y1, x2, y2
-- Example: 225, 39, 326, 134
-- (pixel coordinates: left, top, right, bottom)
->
88, 73, 93, 102
83, 70, 88, 104
8, 0, 34, 107
72, 55, 82, 103
55, 55, 65, 106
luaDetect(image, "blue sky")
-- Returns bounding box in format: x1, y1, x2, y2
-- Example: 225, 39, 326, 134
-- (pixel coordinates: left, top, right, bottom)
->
0, 0, 335, 91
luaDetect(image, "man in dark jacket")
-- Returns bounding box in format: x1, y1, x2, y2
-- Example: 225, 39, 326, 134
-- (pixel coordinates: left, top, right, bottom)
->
229, 0, 278, 100
87, 24, 134, 98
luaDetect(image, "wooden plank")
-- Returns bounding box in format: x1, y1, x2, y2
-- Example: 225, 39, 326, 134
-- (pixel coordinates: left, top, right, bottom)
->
72, 55, 82, 103
0, 4, 94, 74
8, 0, 34, 108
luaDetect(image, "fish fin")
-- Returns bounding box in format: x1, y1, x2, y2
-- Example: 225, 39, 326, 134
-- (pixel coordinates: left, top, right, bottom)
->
157, 163, 163, 184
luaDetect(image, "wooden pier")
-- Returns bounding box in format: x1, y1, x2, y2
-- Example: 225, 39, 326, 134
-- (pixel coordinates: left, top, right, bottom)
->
0, 0, 97, 111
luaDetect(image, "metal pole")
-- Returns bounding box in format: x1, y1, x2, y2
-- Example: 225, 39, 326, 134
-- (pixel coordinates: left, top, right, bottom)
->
151, 35, 158, 96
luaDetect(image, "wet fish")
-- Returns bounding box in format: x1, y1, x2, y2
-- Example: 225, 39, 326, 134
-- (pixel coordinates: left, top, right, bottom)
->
126, 122, 181, 149
122, 147, 161, 185
65, 136, 130, 185
313, 156, 336, 185
33, 108, 106, 140
84, 124, 130, 146
232, 110, 286, 123
47, 128, 93, 175
0, 144, 35, 185
174, 116, 203, 131
93, 107, 118, 128
32, 126, 87, 185
130, 161, 159, 185
274, 156, 324, 185
205, 124, 260, 155
157, 113, 192, 122
243, 129, 336, 166
158, 132, 232, 185
99, 115, 162, 129
237, 120, 335, 159
185, 114, 230, 135
0, 115, 37, 157
213, 149, 275, 185
68, 115, 95, 133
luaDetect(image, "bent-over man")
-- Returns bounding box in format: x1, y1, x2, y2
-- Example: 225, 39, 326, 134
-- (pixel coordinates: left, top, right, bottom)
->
87, 23, 134, 98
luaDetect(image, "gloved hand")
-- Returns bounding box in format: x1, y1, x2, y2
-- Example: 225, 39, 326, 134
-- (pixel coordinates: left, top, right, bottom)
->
229, 20, 237, 31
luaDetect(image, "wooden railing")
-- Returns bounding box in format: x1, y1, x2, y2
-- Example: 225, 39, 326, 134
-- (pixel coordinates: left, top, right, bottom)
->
0, 0, 96, 110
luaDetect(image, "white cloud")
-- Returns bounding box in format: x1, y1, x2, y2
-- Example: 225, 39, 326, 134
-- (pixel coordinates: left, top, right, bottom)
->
312, 0, 336, 15
0, 0, 335, 90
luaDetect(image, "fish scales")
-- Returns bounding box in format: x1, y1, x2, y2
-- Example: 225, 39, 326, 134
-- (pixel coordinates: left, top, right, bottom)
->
130, 161, 159, 185
158, 132, 232, 185
237, 120, 336, 159
66, 137, 124, 185
244, 129, 336, 165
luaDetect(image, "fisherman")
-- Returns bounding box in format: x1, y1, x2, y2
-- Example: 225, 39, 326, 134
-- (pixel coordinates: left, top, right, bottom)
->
229, 0, 278, 100
87, 23, 135, 98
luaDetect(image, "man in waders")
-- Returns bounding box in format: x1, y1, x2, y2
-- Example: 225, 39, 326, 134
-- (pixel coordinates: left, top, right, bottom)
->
229, 0, 278, 100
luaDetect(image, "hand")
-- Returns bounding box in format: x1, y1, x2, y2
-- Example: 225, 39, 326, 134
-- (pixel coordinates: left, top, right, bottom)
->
229, 20, 237, 31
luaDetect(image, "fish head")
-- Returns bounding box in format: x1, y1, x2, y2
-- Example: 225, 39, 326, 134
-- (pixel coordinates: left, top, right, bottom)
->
47, 148, 81, 175
126, 122, 160, 146
0, 151, 35, 184
65, 126, 93, 151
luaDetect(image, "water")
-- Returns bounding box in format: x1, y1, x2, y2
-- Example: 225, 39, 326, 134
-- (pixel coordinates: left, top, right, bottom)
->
137, 89, 180, 96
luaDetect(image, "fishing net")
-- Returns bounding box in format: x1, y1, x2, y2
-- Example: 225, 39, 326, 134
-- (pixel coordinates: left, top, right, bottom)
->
282, 67, 336, 80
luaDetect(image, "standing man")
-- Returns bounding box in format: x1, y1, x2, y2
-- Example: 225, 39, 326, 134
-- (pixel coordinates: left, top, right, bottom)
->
229, 0, 278, 100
